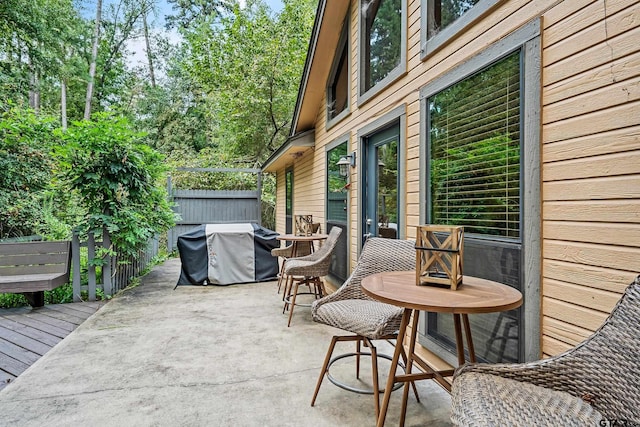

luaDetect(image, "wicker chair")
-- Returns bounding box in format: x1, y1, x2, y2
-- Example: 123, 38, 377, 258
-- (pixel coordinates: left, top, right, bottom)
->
282, 227, 342, 327
272, 241, 313, 295
451, 274, 640, 426
310, 237, 418, 418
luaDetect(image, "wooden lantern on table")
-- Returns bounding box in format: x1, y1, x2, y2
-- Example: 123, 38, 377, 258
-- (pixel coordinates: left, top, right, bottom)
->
294, 214, 314, 236
415, 225, 464, 290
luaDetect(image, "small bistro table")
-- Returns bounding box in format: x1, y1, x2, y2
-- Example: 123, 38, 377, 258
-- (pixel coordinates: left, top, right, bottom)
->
361, 271, 523, 427
275, 233, 328, 257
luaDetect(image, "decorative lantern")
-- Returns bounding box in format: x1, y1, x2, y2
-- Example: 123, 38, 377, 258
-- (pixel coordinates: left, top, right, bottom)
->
294, 214, 314, 236
415, 225, 464, 290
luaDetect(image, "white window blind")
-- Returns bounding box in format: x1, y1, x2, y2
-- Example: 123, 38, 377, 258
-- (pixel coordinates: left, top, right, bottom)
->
428, 52, 520, 238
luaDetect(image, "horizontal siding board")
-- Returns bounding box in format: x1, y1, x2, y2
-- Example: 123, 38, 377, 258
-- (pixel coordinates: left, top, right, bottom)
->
542, 0, 598, 31
542, 296, 609, 331
544, 50, 640, 105
543, 150, 640, 181
542, 335, 576, 357
542, 316, 593, 347
543, 1, 640, 64
543, 278, 621, 312
543, 100, 640, 143
543, 221, 640, 247
543, 239, 640, 272
542, 125, 640, 162
543, 260, 634, 294
543, 24, 640, 86
543, 174, 640, 200
543, 79, 640, 124
543, 200, 640, 223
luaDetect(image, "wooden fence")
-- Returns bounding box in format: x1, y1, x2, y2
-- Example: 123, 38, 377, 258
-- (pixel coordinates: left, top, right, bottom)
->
71, 229, 159, 302
166, 167, 263, 251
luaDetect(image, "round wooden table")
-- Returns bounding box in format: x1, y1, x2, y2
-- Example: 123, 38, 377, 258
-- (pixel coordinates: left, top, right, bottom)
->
275, 233, 328, 257
361, 271, 522, 427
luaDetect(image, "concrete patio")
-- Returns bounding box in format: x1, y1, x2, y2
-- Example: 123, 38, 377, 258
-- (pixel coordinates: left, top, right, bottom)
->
0, 257, 452, 426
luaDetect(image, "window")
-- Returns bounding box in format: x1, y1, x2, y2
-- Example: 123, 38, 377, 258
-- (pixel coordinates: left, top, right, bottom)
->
418, 20, 541, 365
359, 0, 406, 103
421, 0, 499, 59
327, 142, 348, 223
285, 168, 293, 234
429, 52, 520, 238
326, 139, 349, 281
327, 18, 350, 127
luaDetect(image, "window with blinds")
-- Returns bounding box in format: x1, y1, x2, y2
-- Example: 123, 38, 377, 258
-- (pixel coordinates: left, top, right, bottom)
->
428, 51, 520, 238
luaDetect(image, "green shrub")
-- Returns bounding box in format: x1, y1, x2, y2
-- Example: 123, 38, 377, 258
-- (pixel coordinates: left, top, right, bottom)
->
55, 113, 177, 258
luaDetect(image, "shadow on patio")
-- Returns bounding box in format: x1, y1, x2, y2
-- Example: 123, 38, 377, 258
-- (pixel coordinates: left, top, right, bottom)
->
0, 257, 452, 426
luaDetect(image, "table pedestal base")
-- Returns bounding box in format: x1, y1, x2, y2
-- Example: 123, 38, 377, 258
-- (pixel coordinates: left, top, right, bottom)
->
376, 309, 475, 427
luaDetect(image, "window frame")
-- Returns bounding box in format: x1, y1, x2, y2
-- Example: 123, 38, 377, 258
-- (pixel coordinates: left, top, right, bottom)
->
357, 0, 407, 106
325, 134, 350, 223
418, 19, 541, 363
326, 15, 351, 130
420, 0, 501, 60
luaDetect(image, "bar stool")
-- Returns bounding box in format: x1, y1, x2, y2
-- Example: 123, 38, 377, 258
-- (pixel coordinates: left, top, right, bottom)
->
282, 227, 341, 327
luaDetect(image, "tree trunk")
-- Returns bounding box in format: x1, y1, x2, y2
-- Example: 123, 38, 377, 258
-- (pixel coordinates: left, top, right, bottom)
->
61, 78, 68, 130
84, 0, 103, 120
143, 11, 156, 88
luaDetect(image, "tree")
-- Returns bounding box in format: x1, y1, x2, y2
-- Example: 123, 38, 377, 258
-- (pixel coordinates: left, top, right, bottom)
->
178, 0, 316, 165
85, 0, 103, 119
0, 106, 70, 239
55, 113, 177, 256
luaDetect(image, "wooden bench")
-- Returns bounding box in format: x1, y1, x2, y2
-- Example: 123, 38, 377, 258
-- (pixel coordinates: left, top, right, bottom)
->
0, 241, 71, 307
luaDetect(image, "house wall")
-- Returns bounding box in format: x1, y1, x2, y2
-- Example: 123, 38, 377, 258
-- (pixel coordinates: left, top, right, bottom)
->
278, 0, 640, 357
540, 0, 640, 356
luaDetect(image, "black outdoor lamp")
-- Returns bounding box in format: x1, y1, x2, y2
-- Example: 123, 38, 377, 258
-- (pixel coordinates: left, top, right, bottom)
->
337, 152, 356, 177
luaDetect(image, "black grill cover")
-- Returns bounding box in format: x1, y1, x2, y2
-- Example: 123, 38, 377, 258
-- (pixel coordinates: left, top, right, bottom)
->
176, 223, 279, 286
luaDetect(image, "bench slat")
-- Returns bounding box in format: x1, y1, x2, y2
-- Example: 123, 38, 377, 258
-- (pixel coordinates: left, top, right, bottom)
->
0, 252, 69, 268
0, 274, 69, 293
0, 241, 70, 256
0, 264, 68, 276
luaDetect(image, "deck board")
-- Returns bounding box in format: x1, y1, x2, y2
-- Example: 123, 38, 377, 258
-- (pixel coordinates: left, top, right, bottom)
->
0, 302, 104, 391
0, 317, 64, 347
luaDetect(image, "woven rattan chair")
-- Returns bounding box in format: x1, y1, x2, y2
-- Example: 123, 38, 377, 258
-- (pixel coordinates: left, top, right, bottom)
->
272, 241, 313, 295
282, 227, 342, 327
310, 237, 419, 418
451, 274, 640, 427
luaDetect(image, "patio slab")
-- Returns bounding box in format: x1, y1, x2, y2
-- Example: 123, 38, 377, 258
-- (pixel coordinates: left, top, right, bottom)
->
0, 257, 452, 426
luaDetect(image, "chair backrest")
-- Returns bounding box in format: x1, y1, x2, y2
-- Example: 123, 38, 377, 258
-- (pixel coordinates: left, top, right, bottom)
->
547, 275, 640, 420
284, 227, 342, 276
336, 237, 416, 301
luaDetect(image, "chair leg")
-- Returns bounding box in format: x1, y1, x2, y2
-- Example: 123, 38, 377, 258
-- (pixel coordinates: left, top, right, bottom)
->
369, 339, 381, 418
276, 258, 287, 294
311, 335, 340, 407
287, 280, 300, 327
282, 275, 293, 313
356, 338, 362, 379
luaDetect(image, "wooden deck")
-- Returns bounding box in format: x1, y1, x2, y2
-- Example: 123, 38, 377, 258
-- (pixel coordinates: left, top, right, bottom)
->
0, 301, 104, 391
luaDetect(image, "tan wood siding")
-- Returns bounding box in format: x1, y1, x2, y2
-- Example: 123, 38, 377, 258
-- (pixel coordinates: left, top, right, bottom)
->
541, 0, 640, 354
273, 0, 640, 359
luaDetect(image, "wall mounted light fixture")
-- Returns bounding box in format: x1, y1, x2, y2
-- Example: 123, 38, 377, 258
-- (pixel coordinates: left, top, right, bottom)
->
337, 152, 356, 177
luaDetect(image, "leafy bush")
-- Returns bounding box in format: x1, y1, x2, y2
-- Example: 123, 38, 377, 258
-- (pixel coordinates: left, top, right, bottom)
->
0, 105, 66, 239
55, 113, 177, 257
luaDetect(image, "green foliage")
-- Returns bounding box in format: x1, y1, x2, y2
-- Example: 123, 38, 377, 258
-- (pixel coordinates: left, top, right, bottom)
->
366, 0, 402, 90
177, 0, 316, 164
0, 105, 69, 239
55, 113, 177, 257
